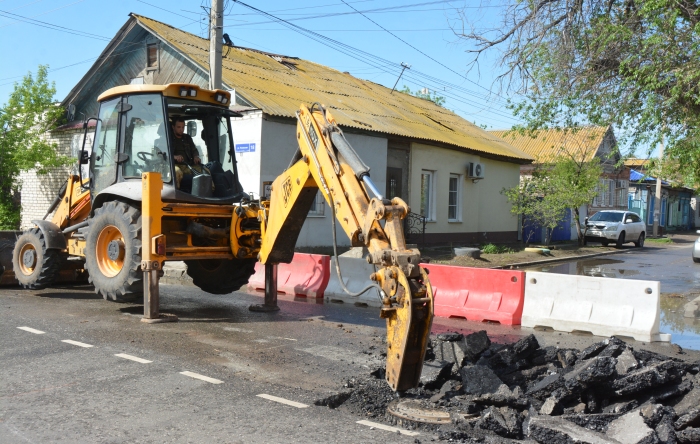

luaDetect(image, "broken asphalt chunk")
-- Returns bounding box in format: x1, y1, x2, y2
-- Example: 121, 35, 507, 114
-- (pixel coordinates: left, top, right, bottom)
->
564, 357, 618, 391
419, 360, 453, 389
676, 427, 700, 444
528, 415, 621, 443
615, 349, 639, 375
605, 410, 656, 444
613, 361, 685, 397
461, 365, 505, 396
674, 408, 700, 431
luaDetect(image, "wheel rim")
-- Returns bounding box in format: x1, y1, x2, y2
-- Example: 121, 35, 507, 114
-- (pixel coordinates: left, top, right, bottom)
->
18, 242, 37, 275
96, 225, 125, 277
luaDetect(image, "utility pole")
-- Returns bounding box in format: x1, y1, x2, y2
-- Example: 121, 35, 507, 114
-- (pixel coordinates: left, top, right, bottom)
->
652, 134, 664, 237
390, 62, 411, 94
208, 0, 223, 90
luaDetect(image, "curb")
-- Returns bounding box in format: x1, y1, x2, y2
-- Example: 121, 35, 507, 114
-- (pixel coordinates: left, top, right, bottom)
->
491, 248, 629, 269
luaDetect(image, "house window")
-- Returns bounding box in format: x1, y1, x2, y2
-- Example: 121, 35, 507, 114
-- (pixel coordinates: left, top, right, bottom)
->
146, 43, 158, 69
420, 170, 435, 221
308, 191, 325, 217
608, 180, 614, 206
448, 174, 461, 221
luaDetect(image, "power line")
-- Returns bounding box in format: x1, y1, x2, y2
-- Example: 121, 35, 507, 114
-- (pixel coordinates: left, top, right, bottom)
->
338, 0, 506, 103
230, 1, 517, 122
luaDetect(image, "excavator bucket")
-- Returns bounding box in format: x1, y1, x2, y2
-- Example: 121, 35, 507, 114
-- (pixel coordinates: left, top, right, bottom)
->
381, 267, 434, 392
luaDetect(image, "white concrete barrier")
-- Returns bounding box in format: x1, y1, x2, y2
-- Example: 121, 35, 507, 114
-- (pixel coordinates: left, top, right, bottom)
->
522, 271, 671, 342
324, 257, 382, 307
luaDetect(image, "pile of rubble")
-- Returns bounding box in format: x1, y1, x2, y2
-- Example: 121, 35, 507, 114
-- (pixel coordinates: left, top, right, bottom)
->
317, 332, 700, 443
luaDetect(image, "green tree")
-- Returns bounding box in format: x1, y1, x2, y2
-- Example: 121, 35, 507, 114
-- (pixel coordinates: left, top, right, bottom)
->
398, 85, 446, 107
502, 144, 602, 246
0, 65, 70, 229
453, 0, 700, 186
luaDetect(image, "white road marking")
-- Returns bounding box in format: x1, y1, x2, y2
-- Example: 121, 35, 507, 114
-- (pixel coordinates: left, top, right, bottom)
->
61, 339, 93, 348
17, 326, 45, 334
356, 420, 420, 436
115, 353, 152, 364
257, 394, 308, 408
179, 371, 223, 384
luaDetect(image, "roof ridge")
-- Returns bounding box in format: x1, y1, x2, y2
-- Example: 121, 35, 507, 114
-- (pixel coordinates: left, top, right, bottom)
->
131, 13, 300, 60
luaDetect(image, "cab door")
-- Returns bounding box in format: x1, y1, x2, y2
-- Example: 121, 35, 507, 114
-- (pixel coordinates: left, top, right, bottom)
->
90, 97, 121, 195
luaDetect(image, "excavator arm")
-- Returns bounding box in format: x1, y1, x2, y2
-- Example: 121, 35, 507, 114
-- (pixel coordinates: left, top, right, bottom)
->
259, 103, 434, 391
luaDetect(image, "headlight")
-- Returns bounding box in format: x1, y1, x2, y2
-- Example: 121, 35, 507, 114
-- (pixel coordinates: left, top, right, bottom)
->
604, 224, 619, 231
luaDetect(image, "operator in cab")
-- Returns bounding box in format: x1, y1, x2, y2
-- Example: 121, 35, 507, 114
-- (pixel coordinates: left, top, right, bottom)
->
171, 116, 210, 191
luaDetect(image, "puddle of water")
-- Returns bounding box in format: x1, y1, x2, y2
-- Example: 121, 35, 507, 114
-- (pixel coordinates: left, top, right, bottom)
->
660, 295, 700, 350
525, 258, 640, 279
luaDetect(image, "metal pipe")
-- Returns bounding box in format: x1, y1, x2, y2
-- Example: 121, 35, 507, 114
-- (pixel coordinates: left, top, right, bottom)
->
362, 175, 384, 201
143, 269, 160, 320
62, 220, 89, 234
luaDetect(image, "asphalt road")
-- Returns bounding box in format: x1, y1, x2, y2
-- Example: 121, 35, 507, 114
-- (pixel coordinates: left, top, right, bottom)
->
2, 266, 699, 443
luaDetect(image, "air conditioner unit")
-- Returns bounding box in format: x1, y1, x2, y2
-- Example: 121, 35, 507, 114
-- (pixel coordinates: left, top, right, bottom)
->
467, 162, 485, 179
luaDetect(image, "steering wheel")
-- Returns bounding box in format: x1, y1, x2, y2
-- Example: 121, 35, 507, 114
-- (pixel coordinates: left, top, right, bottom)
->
138, 152, 155, 162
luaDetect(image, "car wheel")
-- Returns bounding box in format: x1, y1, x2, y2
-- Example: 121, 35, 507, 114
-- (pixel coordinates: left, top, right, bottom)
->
616, 231, 626, 248
635, 232, 645, 248
694, 257, 700, 263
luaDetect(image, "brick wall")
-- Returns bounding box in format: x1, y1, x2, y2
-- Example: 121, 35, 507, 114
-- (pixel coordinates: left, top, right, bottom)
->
19, 127, 93, 229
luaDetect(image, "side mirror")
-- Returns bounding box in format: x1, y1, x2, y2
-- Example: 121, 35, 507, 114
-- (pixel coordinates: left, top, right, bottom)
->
80, 150, 89, 165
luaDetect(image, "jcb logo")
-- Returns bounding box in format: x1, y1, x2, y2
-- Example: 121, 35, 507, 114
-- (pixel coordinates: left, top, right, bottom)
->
282, 177, 293, 208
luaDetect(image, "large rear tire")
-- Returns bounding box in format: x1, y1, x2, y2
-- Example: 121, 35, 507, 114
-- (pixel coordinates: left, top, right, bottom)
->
634, 232, 645, 248
185, 258, 256, 294
85, 201, 143, 302
11, 228, 64, 289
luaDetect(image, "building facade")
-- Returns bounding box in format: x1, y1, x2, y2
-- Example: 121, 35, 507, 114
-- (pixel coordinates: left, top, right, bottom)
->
21, 13, 533, 248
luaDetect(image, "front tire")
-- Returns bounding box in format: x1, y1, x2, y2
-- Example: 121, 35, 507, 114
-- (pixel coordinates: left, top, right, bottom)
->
635, 233, 645, 248
85, 201, 143, 302
185, 258, 256, 294
616, 231, 626, 248
11, 228, 64, 289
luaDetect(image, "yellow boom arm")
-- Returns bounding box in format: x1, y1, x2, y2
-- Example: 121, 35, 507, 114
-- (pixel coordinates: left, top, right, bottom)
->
259, 103, 434, 391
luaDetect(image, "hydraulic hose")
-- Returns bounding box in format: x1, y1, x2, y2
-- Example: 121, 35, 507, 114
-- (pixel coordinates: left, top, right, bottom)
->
329, 194, 386, 302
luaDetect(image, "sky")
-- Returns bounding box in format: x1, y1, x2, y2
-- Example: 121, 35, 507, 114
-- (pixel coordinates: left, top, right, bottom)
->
0, 0, 526, 131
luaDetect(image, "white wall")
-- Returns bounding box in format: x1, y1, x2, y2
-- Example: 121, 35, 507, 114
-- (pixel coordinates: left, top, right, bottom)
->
230, 110, 263, 199
260, 119, 387, 247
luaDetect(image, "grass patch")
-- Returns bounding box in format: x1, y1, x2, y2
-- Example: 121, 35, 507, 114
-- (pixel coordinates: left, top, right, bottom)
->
481, 243, 515, 254
645, 237, 674, 244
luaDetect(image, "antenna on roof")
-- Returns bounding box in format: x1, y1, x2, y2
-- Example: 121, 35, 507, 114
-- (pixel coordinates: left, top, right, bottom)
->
390, 62, 411, 94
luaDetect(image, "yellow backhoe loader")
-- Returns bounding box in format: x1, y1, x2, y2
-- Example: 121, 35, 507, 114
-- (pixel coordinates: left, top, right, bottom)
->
11, 83, 434, 391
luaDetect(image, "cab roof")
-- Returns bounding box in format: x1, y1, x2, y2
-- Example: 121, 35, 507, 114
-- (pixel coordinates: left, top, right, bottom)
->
97, 83, 230, 107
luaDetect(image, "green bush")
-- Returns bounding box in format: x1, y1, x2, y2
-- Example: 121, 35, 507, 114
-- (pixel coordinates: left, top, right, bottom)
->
481, 243, 514, 254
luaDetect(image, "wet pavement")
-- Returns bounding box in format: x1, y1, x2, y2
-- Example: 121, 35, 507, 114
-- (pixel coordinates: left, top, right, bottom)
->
522, 238, 700, 350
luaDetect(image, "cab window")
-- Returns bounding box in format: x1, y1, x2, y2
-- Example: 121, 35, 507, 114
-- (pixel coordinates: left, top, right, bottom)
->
91, 98, 120, 193
122, 94, 171, 181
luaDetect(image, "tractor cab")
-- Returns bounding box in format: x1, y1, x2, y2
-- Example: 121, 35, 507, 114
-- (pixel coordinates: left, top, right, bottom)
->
85, 84, 245, 207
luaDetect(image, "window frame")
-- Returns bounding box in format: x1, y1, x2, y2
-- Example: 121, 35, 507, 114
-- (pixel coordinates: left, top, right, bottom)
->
307, 190, 326, 217
420, 169, 436, 222
146, 43, 159, 71
447, 173, 462, 222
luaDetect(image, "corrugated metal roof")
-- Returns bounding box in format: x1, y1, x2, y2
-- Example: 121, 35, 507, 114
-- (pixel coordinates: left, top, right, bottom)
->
133, 14, 532, 163
624, 158, 649, 167
489, 126, 609, 163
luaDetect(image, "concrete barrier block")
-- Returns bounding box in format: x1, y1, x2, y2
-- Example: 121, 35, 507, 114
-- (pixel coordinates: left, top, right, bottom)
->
324, 256, 381, 307
247, 253, 330, 299
423, 264, 525, 325
522, 271, 671, 342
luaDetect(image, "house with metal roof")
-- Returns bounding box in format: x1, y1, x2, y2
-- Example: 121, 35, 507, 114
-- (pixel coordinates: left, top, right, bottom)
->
489, 126, 629, 242
21, 13, 534, 247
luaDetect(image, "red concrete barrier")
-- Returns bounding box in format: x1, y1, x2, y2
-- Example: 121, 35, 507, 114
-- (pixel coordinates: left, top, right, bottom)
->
423, 264, 525, 325
248, 253, 331, 299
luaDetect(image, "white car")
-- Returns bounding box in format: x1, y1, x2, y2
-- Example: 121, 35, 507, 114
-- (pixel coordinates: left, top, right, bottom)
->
585, 210, 646, 248
693, 230, 700, 263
